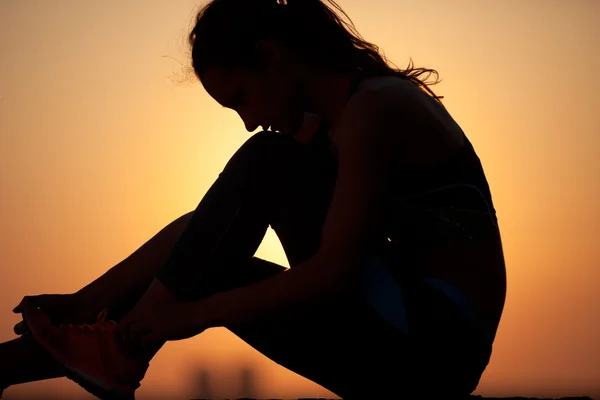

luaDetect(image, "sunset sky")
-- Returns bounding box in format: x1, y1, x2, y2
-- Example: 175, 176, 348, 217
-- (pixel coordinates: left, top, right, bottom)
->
1, 0, 599, 399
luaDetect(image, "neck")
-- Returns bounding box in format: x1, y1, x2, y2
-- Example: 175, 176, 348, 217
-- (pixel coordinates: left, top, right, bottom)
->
301, 67, 354, 131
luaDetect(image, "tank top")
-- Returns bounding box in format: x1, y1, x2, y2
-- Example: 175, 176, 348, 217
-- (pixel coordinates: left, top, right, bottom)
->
314, 73, 501, 278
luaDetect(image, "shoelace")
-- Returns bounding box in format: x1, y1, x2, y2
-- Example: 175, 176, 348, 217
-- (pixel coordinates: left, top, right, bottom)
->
57, 308, 110, 331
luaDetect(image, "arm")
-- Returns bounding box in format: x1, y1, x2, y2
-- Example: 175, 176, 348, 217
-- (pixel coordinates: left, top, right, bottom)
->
77, 212, 193, 310
194, 87, 410, 329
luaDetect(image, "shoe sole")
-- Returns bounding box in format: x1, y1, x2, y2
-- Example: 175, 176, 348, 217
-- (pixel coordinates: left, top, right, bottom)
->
58, 358, 135, 400
22, 307, 135, 400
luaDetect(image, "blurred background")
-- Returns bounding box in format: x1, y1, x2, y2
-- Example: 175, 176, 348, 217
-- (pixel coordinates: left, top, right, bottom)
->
1, 0, 598, 399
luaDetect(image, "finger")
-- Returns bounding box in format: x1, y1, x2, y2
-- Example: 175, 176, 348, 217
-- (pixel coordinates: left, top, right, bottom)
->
12, 296, 30, 313
116, 323, 130, 340
117, 314, 139, 339
13, 295, 46, 313
128, 321, 152, 338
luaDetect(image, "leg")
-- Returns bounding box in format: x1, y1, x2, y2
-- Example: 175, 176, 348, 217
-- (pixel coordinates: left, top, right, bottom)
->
120, 130, 318, 328
8, 131, 334, 391
19, 131, 299, 398
131, 130, 486, 397
229, 272, 492, 399
227, 262, 412, 398
219, 137, 414, 397
3, 206, 288, 392
148, 131, 429, 397
23, 128, 485, 398
1, 212, 194, 390
83, 212, 196, 322
115, 131, 295, 357
211, 133, 488, 397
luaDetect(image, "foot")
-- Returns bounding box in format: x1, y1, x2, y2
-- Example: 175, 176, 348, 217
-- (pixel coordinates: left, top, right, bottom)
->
0, 334, 65, 392
22, 302, 148, 400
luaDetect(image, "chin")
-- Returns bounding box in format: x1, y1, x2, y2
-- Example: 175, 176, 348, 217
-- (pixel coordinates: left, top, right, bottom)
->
271, 124, 292, 135
271, 112, 304, 136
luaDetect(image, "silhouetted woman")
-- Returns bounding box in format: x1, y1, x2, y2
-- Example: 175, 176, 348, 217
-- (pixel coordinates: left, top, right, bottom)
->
2, 0, 506, 399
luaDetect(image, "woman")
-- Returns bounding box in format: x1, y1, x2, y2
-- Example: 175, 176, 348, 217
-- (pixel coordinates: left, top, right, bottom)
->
2, 0, 507, 399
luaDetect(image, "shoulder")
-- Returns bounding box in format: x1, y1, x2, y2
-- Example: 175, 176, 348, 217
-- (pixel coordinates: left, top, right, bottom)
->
332, 77, 415, 146
336, 75, 465, 169
347, 76, 427, 112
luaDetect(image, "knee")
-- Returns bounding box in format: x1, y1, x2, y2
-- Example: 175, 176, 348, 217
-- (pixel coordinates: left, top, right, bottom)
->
222, 131, 299, 177
239, 130, 297, 160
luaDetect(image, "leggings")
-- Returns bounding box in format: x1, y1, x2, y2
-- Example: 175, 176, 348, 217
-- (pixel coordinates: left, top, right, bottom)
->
155, 130, 493, 398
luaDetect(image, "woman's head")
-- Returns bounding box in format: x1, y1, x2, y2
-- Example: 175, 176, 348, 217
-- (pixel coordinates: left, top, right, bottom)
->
189, 0, 442, 135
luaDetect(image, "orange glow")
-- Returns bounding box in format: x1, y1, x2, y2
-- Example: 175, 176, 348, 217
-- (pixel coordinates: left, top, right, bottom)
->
1, 1, 598, 399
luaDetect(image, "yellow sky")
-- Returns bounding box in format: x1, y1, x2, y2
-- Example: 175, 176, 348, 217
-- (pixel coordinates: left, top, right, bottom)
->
1, 0, 599, 399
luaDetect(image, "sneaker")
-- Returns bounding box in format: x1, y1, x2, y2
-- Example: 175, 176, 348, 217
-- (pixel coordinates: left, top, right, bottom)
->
22, 302, 148, 400
0, 335, 66, 391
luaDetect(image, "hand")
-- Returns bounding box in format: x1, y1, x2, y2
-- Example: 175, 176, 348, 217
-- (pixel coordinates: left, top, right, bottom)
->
118, 301, 206, 346
12, 293, 97, 335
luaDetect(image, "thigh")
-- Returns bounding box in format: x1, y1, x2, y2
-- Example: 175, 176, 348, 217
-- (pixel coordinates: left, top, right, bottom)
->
404, 278, 494, 396
228, 291, 414, 399
229, 261, 492, 399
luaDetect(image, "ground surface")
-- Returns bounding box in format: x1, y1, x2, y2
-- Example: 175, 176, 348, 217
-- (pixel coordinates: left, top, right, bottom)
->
191, 397, 596, 400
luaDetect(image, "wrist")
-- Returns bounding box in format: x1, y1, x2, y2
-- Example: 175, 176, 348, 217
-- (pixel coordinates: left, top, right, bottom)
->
190, 296, 222, 330
73, 290, 111, 314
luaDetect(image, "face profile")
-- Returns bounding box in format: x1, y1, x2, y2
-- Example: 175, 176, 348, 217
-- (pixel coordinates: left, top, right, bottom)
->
200, 39, 308, 138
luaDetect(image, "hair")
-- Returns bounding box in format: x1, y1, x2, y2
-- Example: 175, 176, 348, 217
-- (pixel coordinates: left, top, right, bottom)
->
189, 0, 443, 103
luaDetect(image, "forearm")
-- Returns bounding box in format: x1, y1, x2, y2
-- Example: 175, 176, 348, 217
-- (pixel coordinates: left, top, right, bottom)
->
76, 212, 193, 310
199, 254, 355, 328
